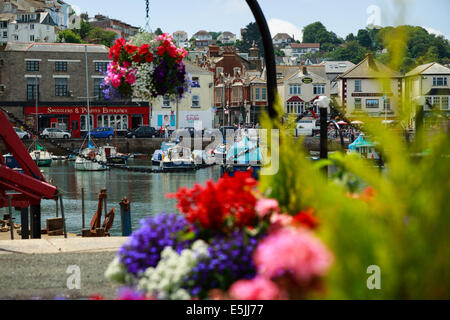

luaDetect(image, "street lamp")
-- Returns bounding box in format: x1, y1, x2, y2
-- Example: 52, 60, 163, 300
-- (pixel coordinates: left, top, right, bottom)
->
315, 96, 330, 175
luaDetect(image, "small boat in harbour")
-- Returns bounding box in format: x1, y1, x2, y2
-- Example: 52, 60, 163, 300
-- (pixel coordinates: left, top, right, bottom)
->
160, 146, 195, 171
221, 136, 264, 179
152, 141, 177, 165
75, 147, 108, 171
103, 145, 128, 166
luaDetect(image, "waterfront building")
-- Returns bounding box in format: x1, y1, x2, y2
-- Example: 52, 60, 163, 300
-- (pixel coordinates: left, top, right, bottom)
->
150, 61, 215, 130
0, 42, 149, 137
338, 53, 403, 119
193, 30, 214, 48
277, 65, 331, 117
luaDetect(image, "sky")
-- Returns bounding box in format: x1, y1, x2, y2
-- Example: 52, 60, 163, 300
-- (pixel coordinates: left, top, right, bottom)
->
68, 0, 450, 41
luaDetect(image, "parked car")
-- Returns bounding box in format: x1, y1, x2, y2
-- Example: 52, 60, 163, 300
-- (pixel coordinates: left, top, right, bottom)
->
127, 126, 159, 139
14, 127, 31, 140
41, 128, 71, 139
90, 127, 114, 140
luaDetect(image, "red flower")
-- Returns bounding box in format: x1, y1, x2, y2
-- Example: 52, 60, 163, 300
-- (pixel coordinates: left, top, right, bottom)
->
89, 294, 105, 300
139, 44, 150, 55
145, 52, 154, 63
133, 54, 141, 63
125, 44, 138, 55
167, 171, 258, 232
157, 46, 166, 56
115, 38, 126, 47
292, 208, 319, 230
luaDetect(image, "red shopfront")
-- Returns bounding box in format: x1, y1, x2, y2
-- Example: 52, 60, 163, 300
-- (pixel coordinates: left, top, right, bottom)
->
24, 105, 150, 138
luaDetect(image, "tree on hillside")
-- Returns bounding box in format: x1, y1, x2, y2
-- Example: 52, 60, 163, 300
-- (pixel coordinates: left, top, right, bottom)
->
57, 29, 82, 43
236, 22, 264, 56
86, 27, 117, 47
79, 20, 92, 39
209, 32, 221, 41
357, 29, 372, 48
155, 28, 163, 36
327, 41, 367, 64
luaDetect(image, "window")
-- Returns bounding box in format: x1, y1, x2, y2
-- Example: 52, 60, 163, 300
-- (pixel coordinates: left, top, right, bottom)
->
163, 96, 171, 108
215, 88, 223, 103
80, 115, 93, 131
15, 25, 18, 30
2, 31, 7, 38
355, 80, 362, 92
313, 84, 325, 95
442, 97, 449, 110
289, 84, 301, 95
216, 67, 223, 78
232, 87, 242, 102
55, 61, 67, 72
233, 67, 241, 77
0, 22, 7, 29
27, 61, 40, 72
433, 77, 448, 86
26, 78, 39, 101
287, 102, 304, 114
30, 24, 34, 30
98, 115, 128, 130
366, 99, 379, 109
30, 35, 34, 42
55, 78, 68, 96
95, 62, 108, 73
192, 95, 200, 108
94, 78, 105, 100
262, 88, 267, 101
355, 98, 362, 110
192, 77, 200, 88
13, 35, 18, 41
255, 88, 260, 101
383, 98, 391, 110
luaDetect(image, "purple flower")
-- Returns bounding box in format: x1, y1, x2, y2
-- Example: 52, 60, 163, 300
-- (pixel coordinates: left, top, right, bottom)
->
183, 230, 263, 299
118, 213, 191, 276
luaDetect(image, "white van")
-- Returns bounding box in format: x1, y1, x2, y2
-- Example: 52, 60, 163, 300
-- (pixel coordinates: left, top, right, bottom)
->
295, 120, 318, 136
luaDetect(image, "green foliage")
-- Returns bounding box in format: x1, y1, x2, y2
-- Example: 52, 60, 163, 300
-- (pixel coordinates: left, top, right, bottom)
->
236, 22, 264, 56
209, 32, 221, 41
327, 40, 367, 64
130, 31, 156, 47
302, 22, 341, 53
57, 29, 82, 43
86, 27, 117, 47
259, 95, 449, 299
155, 28, 163, 36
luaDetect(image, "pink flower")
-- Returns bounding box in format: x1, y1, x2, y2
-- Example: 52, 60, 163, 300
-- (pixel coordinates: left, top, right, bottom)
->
229, 277, 283, 300
254, 228, 333, 284
111, 74, 121, 88
269, 213, 293, 232
255, 198, 279, 218
126, 72, 136, 85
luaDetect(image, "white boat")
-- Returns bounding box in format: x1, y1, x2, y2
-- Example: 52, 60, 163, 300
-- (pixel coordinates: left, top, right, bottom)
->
30, 149, 53, 167
75, 147, 108, 171
152, 141, 177, 165
160, 146, 195, 171
213, 144, 228, 164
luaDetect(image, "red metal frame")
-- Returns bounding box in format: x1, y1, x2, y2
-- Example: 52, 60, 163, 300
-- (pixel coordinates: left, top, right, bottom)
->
0, 110, 57, 208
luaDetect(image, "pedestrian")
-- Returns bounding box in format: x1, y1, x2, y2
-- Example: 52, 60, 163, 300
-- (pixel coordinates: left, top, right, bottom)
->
164, 126, 169, 139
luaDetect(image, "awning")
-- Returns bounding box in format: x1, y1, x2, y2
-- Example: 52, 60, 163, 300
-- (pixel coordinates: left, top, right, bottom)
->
287, 96, 303, 102
424, 88, 450, 96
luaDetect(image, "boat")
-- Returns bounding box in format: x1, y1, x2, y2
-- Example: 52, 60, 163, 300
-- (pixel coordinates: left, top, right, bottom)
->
213, 143, 228, 164
4, 154, 24, 173
52, 155, 67, 161
68, 149, 80, 161
132, 153, 149, 160
152, 141, 177, 165
75, 147, 108, 171
103, 145, 128, 166
221, 135, 264, 179
29, 141, 53, 167
347, 134, 380, 160
160, 146, 196, 171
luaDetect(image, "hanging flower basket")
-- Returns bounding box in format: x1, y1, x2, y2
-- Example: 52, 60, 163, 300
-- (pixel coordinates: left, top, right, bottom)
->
103, 33, 190, 101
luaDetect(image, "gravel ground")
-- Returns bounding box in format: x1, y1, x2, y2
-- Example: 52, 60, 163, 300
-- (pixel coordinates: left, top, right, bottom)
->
0, 252, 119, 300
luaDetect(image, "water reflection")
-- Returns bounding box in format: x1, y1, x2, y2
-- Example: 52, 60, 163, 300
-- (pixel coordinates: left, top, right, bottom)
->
2, 160, 221, 237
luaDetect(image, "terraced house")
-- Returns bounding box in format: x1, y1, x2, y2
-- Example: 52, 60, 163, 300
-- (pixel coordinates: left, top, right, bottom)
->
338, 54, 403, 119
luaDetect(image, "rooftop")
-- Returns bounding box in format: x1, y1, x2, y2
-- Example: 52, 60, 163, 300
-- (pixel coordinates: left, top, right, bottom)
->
405, 62, 450, 77
339, 54, 403, 78
4, 42, 109, 53
291, 43, 320, 49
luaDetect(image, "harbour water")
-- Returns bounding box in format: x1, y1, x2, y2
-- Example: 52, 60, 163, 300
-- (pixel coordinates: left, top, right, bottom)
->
1, 160, 222, 237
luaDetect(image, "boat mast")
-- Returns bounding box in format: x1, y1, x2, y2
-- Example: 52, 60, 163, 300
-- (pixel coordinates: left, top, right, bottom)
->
84, 45, 91, 141
35, 74, 39, 150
